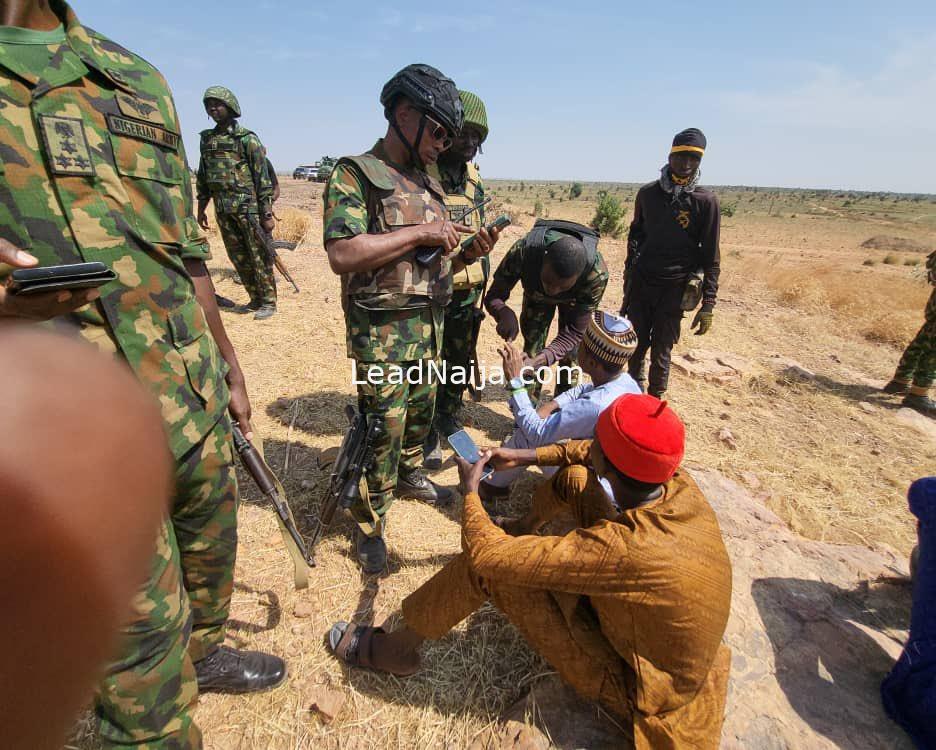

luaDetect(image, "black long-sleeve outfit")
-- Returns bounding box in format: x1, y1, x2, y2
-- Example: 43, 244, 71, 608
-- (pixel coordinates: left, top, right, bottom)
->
624, 181, 721, 396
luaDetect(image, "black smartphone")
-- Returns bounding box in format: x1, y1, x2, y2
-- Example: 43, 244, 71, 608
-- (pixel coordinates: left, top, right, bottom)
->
7, 262, 117, 296
447, 429, 494, 480
415, 197, 494, 267
459, 214, 512, 251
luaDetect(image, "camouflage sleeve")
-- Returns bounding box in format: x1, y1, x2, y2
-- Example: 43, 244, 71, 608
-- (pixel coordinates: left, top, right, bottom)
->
577, 254, 609, 312
245, 134, 273, 214
323, 162, 369, 242
195, 137, 209, 204
484, 238, 523, 314
169, 96, 210, 261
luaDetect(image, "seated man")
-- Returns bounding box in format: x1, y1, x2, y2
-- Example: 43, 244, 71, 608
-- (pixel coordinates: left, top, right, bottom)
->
480, 311, 642, 502
328, 394, 733, 750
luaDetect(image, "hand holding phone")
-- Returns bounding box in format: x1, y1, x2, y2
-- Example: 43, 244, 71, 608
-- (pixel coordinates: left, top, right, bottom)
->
447, 429, 494, 481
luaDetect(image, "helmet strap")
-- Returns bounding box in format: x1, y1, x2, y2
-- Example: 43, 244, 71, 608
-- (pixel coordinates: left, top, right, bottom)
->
389, 110, 426, 170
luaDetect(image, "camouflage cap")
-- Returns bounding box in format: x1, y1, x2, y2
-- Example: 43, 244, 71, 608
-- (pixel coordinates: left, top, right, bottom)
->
203, 86, 241, 117
458, 90, 488, 143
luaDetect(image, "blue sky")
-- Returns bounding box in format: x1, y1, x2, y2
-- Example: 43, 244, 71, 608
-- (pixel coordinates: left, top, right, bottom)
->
77, 0, 936, 192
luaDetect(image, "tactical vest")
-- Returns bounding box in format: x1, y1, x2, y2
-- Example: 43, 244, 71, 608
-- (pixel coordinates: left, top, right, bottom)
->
340, 153, 452, 310
521, 219, 599, 302
427, 161, 486, 290
199, 124, 260, 213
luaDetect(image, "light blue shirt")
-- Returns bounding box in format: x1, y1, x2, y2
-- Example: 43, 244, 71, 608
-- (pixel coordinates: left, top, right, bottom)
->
507, 371, 642, 447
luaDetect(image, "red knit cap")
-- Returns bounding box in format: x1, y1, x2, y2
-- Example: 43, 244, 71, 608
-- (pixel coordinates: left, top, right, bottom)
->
595, 395, 685, 483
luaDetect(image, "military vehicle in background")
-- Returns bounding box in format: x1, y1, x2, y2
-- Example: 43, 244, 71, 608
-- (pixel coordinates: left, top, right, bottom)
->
310, 156, 337, 183
293, 165, 316, 180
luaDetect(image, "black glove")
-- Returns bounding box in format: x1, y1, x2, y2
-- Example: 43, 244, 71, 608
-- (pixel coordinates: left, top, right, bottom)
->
691, 303, 714, 336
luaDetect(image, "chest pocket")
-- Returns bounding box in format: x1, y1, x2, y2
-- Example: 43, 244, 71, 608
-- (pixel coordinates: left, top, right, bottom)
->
107, 127, 186, 245
380, 189, 441, 228
204, 136, 242, 189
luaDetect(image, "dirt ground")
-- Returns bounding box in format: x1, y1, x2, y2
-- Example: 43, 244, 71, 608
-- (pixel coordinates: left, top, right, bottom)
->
70, 177, 935, 749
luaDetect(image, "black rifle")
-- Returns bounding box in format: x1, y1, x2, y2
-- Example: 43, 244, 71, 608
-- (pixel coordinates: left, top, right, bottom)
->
231, 423, 313, 588
247, 215, 301, 293
307, 406, 382, 564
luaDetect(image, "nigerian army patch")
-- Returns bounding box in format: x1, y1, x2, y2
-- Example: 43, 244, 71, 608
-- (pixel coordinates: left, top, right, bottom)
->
39, 115, 95, 177
107, 114, 180, 151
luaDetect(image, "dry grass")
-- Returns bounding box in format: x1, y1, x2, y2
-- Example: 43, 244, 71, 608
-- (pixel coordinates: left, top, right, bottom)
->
273, 207, 315, 246
70, 179, 936, 749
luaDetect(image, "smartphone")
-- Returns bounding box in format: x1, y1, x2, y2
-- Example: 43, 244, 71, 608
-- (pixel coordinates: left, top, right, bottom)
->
415, 198, 493, 267
447, 429, 494, 481
8, 262, 117, 296
460, 214, 512, 251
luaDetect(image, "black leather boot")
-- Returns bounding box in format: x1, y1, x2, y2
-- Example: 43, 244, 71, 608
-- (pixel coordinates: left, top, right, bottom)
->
396, 468, 453, 505
195, 646, 286, 694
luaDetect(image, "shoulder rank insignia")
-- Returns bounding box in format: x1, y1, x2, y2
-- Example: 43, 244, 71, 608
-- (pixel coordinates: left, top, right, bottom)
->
115, 91, 165, 125
39, 115, 95, 177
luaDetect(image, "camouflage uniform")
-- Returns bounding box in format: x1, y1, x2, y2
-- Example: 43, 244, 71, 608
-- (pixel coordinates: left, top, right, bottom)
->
427, 159, 488, 420
894, 252, 936, 394
196, 89, 276, 308
0, 3, 235, 746
323, 140, 450, 533
488, 235, 609, 400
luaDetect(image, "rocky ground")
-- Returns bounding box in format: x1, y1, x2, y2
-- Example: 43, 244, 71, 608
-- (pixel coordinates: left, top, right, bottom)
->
69, 178, 935, 749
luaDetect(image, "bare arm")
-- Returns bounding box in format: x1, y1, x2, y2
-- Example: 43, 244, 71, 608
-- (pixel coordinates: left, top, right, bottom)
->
325, 220, 469, 275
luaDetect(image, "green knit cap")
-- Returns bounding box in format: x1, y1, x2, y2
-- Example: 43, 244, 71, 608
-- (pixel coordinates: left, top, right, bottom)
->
203, 86, 241, 117
458, 89, 488, 143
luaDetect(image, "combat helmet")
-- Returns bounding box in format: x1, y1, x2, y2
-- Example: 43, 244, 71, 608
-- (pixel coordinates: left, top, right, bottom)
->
458, 90, 488, 143
203, 86, 241, 117
380, 64, 463, 138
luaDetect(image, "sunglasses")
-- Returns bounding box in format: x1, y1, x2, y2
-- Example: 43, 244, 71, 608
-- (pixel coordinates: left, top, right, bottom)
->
420, 112, 453, 151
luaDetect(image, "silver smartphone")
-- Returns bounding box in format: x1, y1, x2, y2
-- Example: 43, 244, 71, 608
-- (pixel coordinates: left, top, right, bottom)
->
446, 429, 494, 481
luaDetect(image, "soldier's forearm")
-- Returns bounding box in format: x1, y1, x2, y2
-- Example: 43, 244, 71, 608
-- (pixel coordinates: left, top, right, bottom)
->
325, 226, 427, 275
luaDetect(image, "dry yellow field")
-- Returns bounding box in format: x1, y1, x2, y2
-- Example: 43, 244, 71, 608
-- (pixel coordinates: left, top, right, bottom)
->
71, 177, 936, 749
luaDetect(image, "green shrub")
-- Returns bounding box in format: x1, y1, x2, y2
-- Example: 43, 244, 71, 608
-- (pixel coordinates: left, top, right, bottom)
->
721, 203, 736, 218
590, 191, 624, 238
533, 199, 544, 217
569, 182, 583, 199
883, 254, 899, 265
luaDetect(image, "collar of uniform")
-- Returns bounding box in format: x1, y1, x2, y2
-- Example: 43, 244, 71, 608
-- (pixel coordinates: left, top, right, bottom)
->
431, 159, 469, 194
43, 0, 138, 96
370, 139, 447, 202
0, 3, 86, 89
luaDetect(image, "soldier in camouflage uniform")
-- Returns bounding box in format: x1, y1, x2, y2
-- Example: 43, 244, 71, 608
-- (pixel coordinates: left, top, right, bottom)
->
196, 86, 277, 320
423, 89, 492, 468
0, 2, 285, 747
485, 220, 609, 402
323, 64, 501, 573
883, 251, 936, 417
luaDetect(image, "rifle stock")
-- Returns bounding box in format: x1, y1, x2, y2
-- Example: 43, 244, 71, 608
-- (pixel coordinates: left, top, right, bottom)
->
231, 423, 313, 588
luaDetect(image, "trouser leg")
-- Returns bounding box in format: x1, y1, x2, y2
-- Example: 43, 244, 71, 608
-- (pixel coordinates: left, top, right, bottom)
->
400, 359, 438, 474
626, 283, 652, 387
400, 551, 633, 723
173, 418, 238, 662
354, 360, 435, 534
95, 519, 200, 748
520, 297, 556, 402
436, 291, 479, 419
900, 290, 936, 393
216, 213, 261, 304
647, 282, 685, 397
236, 215, 276, 307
